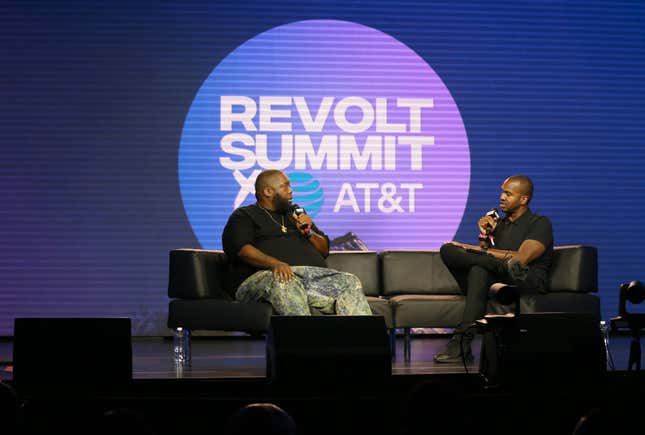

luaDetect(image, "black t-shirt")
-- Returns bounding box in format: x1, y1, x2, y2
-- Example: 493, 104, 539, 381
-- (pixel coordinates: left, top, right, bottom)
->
222, 203, 329, 290
492, 208, 554, 281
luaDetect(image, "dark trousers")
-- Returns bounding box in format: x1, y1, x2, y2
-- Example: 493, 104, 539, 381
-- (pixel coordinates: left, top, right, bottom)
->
439, 243, 544, 331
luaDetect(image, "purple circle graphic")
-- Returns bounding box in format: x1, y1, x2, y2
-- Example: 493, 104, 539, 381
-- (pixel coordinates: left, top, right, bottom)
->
179, 20, 470, 250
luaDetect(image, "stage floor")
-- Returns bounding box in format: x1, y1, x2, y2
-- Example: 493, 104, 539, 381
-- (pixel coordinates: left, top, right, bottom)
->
134, 334, 483, 379
0, 333, 637, 381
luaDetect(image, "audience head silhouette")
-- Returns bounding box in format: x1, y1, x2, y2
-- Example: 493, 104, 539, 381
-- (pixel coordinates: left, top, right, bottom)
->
227, 402, 296, 435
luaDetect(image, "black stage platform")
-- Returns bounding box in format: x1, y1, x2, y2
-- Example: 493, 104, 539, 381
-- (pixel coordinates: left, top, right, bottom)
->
1, 334, 643, 435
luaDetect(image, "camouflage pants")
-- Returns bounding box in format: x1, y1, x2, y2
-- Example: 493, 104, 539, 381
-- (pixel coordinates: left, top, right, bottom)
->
235, 266, 372, 316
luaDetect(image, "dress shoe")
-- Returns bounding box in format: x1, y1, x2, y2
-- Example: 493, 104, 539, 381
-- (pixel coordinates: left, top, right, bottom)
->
433, 334, 474, 364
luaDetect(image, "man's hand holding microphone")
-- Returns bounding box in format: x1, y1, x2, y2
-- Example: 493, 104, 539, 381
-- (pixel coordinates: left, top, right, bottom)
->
478, 208, 500, 249
291, 204, 313, 238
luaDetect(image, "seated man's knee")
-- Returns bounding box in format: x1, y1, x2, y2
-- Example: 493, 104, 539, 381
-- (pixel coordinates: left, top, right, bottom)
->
440, 242, 461, 264
343, 272, 362, 289
439, 243, 454, 256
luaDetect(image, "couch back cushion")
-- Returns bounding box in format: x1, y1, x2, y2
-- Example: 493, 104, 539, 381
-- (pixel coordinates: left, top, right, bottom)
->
168, 249, 233, 300
548, 245, 598, 293
326, 251, 380, 297
381, 250, 461, 295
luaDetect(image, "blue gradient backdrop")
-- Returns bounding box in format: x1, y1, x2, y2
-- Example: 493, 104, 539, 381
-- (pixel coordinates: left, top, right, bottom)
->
1, 0, 644, 334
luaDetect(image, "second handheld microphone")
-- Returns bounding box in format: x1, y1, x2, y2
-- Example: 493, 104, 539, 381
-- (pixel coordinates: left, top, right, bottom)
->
291, 204, 311, 238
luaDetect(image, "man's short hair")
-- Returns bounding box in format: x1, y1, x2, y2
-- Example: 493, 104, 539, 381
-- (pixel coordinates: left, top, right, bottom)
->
254, 170, 283, 200
507, 175, 534, 202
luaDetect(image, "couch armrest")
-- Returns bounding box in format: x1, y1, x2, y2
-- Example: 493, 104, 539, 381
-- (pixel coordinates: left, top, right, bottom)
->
167, 249, 233, 300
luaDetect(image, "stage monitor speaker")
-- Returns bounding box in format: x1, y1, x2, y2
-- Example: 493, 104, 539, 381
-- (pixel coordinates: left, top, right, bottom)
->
13, 318, 132, 396
266, 315, 391, 389
479, 312, 606, 389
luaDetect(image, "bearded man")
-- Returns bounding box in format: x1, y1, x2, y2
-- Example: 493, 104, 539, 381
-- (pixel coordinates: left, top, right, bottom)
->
222, 170, 372, 316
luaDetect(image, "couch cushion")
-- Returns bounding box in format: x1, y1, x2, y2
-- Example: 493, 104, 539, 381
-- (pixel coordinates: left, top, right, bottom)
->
367, 296, 394, 329
389, 294, 465, 328
390, 292, 601, 329
549, 245, 598, 293
327, 251, 380, 297
487, 292, 601, 321
381, 250, 461, 296
168, 299, 272, 333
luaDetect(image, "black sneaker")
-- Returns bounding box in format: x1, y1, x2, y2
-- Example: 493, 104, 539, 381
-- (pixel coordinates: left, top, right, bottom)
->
433, 334, 474, 364
506, 258, 529, 282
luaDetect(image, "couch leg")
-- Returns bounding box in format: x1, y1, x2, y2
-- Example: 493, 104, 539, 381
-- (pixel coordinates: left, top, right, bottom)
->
389, 329, 396, 360
173, 326, 192, 364
404, 327, 411, 363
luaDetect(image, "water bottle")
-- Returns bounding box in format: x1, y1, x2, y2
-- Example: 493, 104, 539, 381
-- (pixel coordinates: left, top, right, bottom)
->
173, 327, 191, 364
599, 320, 611, 369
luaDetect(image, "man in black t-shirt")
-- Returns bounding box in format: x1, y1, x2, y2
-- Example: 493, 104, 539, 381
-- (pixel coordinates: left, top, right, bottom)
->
434, 175, 554, 363
222, 170, 371, 316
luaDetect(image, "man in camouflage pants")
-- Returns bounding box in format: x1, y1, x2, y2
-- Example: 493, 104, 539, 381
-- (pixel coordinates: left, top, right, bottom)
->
222, 170, 372, 316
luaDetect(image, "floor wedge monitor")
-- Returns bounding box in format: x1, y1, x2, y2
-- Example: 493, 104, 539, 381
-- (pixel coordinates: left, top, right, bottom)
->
267, 315, 391, 389
13, 317, 132, 396
479, 312, 605, 389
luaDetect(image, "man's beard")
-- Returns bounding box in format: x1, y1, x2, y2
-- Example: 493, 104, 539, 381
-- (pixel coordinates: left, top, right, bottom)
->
272, 195, 292, 214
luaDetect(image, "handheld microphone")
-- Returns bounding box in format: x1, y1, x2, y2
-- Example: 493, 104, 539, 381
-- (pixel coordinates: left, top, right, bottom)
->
484, 208, 500, 235
291, 204, 311, 238
479, 208, 500, 248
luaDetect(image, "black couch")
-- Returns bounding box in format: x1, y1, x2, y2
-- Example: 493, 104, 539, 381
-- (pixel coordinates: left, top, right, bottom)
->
168, 246, 600, 362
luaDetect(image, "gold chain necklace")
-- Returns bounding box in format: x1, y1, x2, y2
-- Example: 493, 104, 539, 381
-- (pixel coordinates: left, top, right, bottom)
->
256, 203, 287, 233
